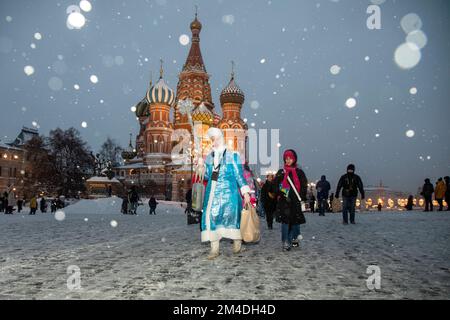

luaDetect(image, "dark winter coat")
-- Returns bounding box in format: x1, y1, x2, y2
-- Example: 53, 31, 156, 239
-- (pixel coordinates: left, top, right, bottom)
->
421, 182, 434, 198
445, 181, 450, 201
316, 178, 331, 200
274, 168, 308, 225
336, 173, 365, 199
149, 197, 157, 209
260, 180, 277, 213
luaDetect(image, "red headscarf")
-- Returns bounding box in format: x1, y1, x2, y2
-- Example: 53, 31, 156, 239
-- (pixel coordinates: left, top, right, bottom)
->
282, 149, 301, 192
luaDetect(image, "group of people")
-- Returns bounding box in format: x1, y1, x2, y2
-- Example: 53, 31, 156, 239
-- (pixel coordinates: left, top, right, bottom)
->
194, 127, 368, 259
120, 186, 159, 215
1, 185, 65, 215
421, 177, 449, 212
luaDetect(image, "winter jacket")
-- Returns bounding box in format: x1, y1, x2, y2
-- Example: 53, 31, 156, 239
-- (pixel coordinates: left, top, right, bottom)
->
434, 181, 446, 200
421, 182, 434, 198
316, 178, 331, 200
8, 192, 16, 207
30, 197, 37, 209
336, 173, 365, 199
260, 180, 277, 213
149, 197, 158, 208
274, 168, 308, 225
446, 182, 450, 201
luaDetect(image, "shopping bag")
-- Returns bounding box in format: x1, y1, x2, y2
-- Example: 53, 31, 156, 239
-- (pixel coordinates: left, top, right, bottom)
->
192, 182, 205, 212
332, 198, 342, 213
240, 204, 261, 243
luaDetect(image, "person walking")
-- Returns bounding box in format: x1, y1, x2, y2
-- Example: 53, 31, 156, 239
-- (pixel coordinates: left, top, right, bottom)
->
2, 191, 9, 213
434, 177, 447, 212
6, 186, 16, 214
273, 149, 308, 251
17, 197, 23, 213
40, 196, 47, 213
196, 128, 251, 260
260, 173, 277, 230
444, 176, 450, 211
309, 193, 316, 213
335, 164, 365, 225
316, 175, 331, 216
421, 178, 434, 212
149, 196, 158, 215
405, 195, 414, 211
29, 195, 38, 215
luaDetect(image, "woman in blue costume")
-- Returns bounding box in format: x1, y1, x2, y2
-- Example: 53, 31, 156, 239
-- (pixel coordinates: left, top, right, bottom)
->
197, 128, 251, 260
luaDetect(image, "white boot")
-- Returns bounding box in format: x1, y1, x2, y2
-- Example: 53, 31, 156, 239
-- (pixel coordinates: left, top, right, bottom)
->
233, 240, 242, 254
207, 241, 220, 260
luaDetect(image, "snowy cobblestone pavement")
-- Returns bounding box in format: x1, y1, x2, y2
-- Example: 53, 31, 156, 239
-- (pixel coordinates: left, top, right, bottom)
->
0, 198, 449, 300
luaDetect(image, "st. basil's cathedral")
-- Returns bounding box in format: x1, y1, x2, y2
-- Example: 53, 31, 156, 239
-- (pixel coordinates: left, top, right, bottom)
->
115, 13, 248, 201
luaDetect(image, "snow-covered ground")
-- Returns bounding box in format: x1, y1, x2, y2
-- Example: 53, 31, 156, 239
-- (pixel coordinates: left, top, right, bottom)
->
0, 197, 449, 300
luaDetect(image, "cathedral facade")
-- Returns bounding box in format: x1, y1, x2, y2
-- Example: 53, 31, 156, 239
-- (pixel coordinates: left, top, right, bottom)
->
114, 14, 248, 201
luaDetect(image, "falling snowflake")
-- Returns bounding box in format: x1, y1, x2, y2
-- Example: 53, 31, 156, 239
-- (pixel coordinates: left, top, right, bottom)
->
409, 87, 417, 95
24, 65, 35, 76
90, 75, 98, 83
179, 34, 190, 46
79, 0, 92, 12
110, 220, 118, 228
34, 33, 42, 40
345, 98, 357, 109
54, 210, 66, 221
81, 121, 88, 128
330, 65, 341, 75
260, 58, 266, 64
406, 130, 415, 138
67, 11, 86, 29
222, 14, 235, 25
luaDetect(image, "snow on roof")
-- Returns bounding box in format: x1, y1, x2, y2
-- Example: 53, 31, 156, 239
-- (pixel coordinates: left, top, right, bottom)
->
86, 176, 121, 183
0, 141, 23, 151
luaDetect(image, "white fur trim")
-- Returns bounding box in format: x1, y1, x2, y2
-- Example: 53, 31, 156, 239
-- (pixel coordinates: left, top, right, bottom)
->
201, 228, 242, 242
240, 185, 251, 195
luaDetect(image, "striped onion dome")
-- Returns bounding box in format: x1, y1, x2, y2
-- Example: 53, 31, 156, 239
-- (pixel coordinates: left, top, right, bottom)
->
146, 77, 175, 106
192, 103, 214, 126
213, 112, 221, 126
134, 98, 149, 117
220, 76, 245, 105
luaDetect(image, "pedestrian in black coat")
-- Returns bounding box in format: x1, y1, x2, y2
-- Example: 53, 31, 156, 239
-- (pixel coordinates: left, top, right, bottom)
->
405, 195, 414, 211
316, 175, 331, 216
445, 176, 450, 211
335, 164, 365, 224
40, 197, 47, 213
421, 178, 434, 212
149, 196, 158, 215
260, 174, 277, 230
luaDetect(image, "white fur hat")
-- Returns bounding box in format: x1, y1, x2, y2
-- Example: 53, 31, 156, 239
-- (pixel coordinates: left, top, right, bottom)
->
206, 127, 223, 139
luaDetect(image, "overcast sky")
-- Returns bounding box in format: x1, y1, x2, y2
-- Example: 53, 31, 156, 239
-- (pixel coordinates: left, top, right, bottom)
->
1, 0, 449, 193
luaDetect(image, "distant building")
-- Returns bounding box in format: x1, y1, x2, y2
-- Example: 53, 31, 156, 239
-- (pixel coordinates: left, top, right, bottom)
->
364, 182, 410, 210
0, 127, 38, 195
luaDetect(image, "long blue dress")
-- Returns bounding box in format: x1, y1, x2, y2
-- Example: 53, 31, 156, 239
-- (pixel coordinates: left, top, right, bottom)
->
200, 149, 249, 242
